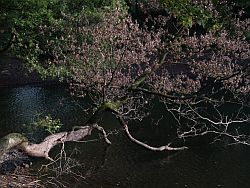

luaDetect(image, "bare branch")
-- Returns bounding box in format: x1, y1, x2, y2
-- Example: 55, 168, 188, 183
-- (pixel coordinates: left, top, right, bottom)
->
114, 111, 188, 151
92, 124, 112, 144
123, 122, 188, 151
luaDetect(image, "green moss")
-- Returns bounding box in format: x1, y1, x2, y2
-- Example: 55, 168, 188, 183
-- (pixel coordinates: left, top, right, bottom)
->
0, 133, 28, 156
102, 101, 121, 110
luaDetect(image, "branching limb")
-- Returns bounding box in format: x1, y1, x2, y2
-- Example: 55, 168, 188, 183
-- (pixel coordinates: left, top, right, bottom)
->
112, 109, 188, 151
92, 124, 112, 144
123, 121, 188, 151
177, 103, 250, 146
0, 123, 111, 161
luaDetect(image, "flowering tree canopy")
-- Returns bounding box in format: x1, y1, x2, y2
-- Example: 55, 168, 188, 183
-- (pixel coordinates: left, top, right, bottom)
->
28, 0, 249, 150
1, 0, 250, 153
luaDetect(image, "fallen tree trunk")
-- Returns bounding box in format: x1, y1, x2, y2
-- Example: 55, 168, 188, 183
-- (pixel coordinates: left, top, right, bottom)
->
0, 124, 111, 161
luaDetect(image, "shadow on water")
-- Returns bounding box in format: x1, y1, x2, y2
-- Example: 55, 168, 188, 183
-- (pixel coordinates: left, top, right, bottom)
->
1, 85, 250, 187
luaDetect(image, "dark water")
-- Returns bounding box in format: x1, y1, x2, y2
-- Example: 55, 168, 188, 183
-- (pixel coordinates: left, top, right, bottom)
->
1, 85, 250, 188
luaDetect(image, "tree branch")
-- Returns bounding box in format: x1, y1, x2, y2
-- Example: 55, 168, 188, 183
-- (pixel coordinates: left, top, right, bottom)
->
92, 124, 112, 144
0, 124, 111, 161
113, 110, 188, 151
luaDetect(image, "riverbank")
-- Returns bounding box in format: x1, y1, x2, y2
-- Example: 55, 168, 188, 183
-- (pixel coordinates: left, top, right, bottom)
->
0, 168, 41, 187
0, 56, 58, 88
0, 150, 40, 187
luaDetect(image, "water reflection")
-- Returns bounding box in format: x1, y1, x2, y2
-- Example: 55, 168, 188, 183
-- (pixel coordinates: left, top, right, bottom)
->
1, 85, 250, 188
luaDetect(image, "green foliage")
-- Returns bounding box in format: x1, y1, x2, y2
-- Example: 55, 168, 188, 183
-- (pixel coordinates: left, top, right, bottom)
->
160, 0, 212, 28
26, 58, 69, 81
0, 0, 126, 79
32, 114, 62, 134
159, 0, 243, 31
0, 0, 58, 46
0, 0, 65, 75
63, 0, 115, 12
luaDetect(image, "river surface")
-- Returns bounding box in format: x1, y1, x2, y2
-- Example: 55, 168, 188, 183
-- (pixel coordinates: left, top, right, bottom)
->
1, 85, 250, 188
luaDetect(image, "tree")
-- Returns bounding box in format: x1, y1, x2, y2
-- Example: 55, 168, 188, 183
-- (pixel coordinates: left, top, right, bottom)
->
0, 0, 250, 170
0, 1, 250, 186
